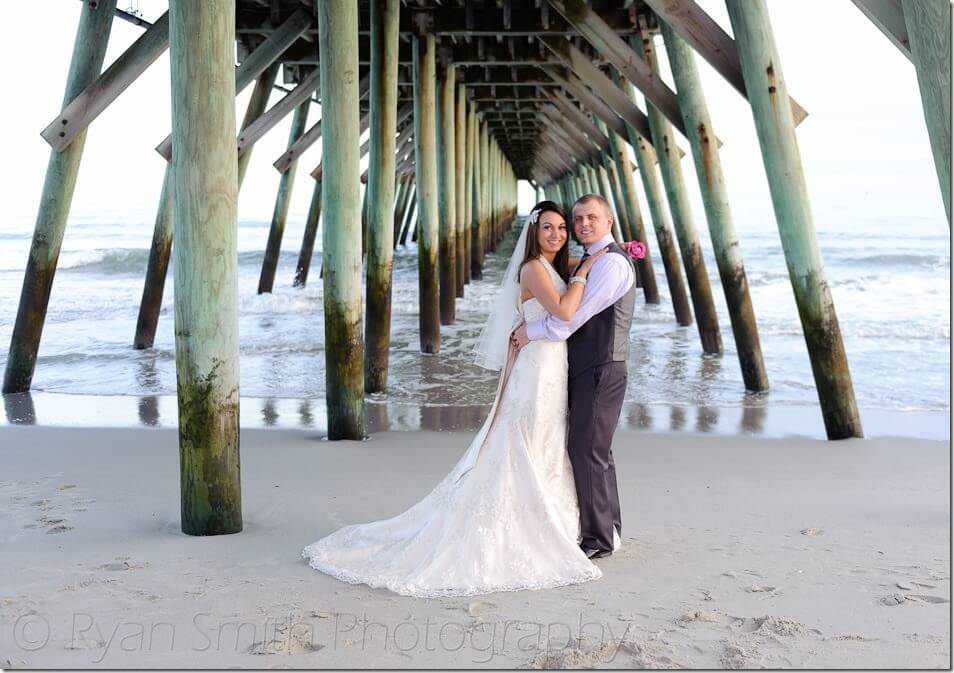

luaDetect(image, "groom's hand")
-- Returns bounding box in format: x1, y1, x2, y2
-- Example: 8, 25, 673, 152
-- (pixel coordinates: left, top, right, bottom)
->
510, 324, 530, 350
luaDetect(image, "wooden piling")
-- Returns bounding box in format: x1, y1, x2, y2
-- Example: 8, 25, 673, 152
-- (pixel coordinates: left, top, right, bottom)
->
603, 153, 631, 239
902, 0, 951, 224
455, 85, 468, 294
632, 38, 722, 353
135, 64, 278, 350
3, 0, 118, 394
168, 0, 241, 535
257, 99, 309, 294
469, 109, 483, 279
133, 166, 174, 350
365, 0, 400, 394
597, 162, 625, 241
619, 76, 693, 327
413, 33, 441, 353
726, 0, 863, 439
661, 22, 768, 392
607, 128, 660, 304
318, 0, 365, 439
293, 175, 322, 287
437, 62, 457, 324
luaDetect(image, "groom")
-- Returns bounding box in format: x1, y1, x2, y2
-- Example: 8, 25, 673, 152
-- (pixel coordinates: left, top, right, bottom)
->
512, 194, 636, 559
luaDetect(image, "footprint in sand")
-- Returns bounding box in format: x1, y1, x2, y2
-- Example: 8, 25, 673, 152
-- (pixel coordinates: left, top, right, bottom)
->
879, 593, 909, 606
734, 615, 805, 637
676, 609, 726, 627
96, 557, 150, 571
721, 640, 764, 669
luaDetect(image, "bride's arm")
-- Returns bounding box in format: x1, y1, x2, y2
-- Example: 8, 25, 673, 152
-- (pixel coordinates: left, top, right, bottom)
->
519, 251, 607, 321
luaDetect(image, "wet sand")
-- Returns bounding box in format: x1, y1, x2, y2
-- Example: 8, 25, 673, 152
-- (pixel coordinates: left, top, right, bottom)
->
2, 391, 949, 441
0, 426, 949, 668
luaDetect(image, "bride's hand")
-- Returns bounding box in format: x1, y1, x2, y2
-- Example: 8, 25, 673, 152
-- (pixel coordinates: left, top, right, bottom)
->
576, 247, 609, 277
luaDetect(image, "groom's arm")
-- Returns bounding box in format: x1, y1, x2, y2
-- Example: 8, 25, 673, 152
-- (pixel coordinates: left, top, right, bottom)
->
524, 254, 634, 343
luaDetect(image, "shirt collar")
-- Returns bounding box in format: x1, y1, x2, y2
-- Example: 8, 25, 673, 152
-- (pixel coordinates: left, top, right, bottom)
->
584, 233, 616, 256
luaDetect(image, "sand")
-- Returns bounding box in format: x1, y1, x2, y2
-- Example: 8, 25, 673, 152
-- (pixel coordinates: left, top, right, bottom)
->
0, 425, 949, 668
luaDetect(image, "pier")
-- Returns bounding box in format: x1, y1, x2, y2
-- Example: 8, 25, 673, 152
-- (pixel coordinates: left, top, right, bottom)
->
3, 0, 950, 534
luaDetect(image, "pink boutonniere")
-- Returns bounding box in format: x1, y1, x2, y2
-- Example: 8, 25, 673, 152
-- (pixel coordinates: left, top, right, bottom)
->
626, 240, 647, 260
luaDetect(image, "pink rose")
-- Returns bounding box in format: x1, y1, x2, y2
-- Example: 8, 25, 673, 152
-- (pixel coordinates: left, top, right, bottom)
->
627, 240, 647, 260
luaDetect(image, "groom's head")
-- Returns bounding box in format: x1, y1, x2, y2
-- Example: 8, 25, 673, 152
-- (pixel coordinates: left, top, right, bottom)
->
572, 194, 614, 248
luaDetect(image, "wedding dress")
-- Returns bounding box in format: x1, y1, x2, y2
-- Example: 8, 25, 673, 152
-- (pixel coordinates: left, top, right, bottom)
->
302, 256, 603, 597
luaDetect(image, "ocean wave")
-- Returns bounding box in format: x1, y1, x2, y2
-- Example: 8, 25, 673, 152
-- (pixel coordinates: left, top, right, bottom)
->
61, 248, 149, 274
241, 288, 323, 314
831, 252, 950, 269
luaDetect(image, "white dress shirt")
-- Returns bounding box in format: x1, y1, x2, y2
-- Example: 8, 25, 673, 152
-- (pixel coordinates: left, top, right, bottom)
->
525, 233, 635, 342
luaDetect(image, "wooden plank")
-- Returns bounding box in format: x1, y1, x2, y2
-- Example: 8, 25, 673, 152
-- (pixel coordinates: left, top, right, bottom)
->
851, 0, 913, 59
540, 37, 656, 142
542, 65, 629, 138
237, 67, 320, 156
546, 90, 610, 148
903, 0, 951, 222
156, 8, 312, 160
43, 11, 170, 151
643, 0, 808, 124
274, 74, 372, 173
547, 0, 688, 135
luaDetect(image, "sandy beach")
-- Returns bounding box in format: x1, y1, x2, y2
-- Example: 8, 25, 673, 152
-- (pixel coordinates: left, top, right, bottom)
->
0, 424, 948, 668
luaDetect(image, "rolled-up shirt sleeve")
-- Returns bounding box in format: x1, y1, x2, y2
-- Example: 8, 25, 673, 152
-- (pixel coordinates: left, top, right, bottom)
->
526, 253, 634, 342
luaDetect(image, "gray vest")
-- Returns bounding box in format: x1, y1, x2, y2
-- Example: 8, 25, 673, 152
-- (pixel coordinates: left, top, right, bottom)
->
567, 243, 636, 380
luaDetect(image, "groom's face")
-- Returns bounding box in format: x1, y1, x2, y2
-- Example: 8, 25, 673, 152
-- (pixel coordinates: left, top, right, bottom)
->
573, 199, 612, 248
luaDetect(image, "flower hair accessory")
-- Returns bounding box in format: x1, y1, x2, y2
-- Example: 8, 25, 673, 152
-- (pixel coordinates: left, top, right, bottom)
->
626, 240, 647, 260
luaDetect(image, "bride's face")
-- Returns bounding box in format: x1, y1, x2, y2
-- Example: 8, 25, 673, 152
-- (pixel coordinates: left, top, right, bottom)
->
537, 213, 568, 254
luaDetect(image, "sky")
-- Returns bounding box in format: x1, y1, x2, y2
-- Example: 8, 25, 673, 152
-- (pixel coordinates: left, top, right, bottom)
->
0, 1, 946, 233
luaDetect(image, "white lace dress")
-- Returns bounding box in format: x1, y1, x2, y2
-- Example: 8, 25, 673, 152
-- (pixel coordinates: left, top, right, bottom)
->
302, 257, 602, 597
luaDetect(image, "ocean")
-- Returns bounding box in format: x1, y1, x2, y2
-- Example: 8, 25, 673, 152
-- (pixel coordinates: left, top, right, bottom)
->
0, 207, 949, 439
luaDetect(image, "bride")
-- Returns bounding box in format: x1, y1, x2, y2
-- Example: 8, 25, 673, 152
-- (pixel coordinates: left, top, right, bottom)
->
302, 200, 609, 597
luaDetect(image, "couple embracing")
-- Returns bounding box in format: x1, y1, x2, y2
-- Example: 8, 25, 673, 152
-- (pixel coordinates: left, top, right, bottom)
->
303, 194, 638, 598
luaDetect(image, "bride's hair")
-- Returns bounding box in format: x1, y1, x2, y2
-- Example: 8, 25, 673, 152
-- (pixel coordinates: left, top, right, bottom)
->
518, 200, 570, 284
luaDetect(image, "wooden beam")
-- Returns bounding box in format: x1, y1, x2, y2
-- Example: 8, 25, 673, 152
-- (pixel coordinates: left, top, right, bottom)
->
903, 0, 951, 222
540, 37, 655, 143
643, 0, 808, 124
43, 11, 170, 151
850, 0, 912, 59
156, 8, 313, 160
275, 74, 371, 173
546, 1, 689, 136
542, 65, 628, 138
546, 90, 610, 148
237, 67, 319, 155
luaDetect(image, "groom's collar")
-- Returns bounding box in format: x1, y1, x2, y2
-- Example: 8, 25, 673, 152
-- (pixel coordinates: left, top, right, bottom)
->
584, 233, 616, 256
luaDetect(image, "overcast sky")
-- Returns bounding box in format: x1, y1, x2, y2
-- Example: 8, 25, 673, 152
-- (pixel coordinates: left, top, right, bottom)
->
0, 1, 945, 232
